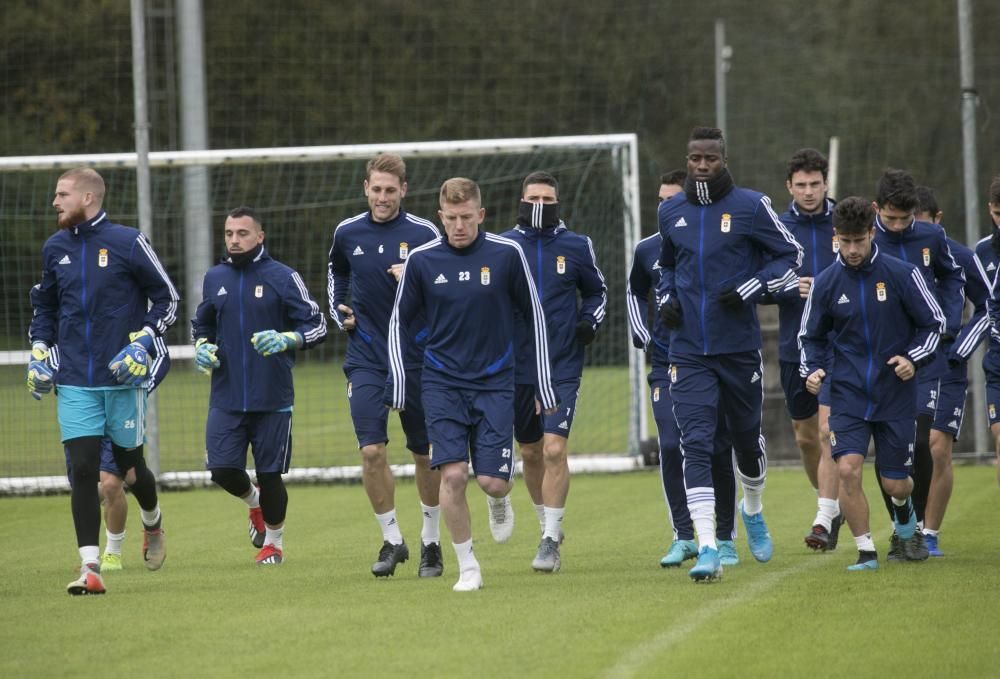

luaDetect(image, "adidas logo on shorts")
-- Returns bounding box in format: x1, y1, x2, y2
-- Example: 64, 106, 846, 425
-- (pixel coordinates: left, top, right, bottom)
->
434, 274, 448, 284
837, 293, 850, 304
352, 246, 364, 256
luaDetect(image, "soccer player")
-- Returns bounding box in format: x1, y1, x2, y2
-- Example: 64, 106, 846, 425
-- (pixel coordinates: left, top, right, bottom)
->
28, 167, 179, 595
387, 178, 557, 591
60, 339, 171, 571
327, 154, 444, 578
769, 148, 844, 550
192, 207, 326, 566
657, 126, 802, 582
975, 175, 1000, 487
498, 170, 607, 572
800, 197, 945, 571
914, 185, 989, 556
871, 169, 965, 560
628, 170, 739, 569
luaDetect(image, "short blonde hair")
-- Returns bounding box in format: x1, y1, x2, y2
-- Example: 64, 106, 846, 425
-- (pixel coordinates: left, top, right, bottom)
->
58, 167, 106, 203
439, 177, 481, 206
366, 153, 406, 183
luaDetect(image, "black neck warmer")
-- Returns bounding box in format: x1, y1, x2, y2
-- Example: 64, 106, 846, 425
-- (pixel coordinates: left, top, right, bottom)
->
684, 168, 735, 205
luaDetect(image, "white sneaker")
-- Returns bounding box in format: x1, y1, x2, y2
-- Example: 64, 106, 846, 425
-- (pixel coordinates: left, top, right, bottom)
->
487, 495, 514, 543
452, 568, 483, 592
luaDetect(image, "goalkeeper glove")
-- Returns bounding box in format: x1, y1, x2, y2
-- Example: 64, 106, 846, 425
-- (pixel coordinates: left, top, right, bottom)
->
26, 343, 55, 400
108, 330, 154, 386
251, 330, 302, 356
194, 338, 220, 375
575, 320, 596, 346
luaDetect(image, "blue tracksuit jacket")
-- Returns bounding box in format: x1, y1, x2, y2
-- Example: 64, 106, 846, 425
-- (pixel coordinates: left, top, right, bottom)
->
327, 210, 439, 372
627, 233, 670, 375
799, 245, 945, 421
656, 187, 802, 356
386, 231, 557, 409
947, 236, 989, 363
28, 210, 180, 388
873, 215, 965, 379
500, 223, 607, 384
973, 231, 1000, 375
191, 248, 326, 411
771, 198, 837, 362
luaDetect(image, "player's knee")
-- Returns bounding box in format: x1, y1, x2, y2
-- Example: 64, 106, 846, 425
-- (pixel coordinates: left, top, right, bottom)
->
210, 467, 252, 497
100, 474, 125, 501
542, 439, 568, 466
439, 463, 468, 491
477, 475, 511, 498
360, 443, 387, 467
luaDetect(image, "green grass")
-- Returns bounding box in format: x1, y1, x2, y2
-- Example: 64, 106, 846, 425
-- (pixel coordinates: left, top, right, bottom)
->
2, 466, 998, 677
0, 362, 634, 477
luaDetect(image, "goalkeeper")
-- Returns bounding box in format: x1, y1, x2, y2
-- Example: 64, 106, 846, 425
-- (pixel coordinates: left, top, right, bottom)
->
191, 207, 326, 566
28, 168, 180, 596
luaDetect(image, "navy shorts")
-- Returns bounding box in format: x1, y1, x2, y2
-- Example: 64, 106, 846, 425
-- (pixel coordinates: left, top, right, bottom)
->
818, 379, 831, 408
916, 374, 939, 418
64, 437, 121, 482
513, 379, 581, 443
828, 413, 914, 480
422, 386, 514, 480
780, 360, 819, 420
931, 362, 968, 437
346, 367, 429, 455
206, 408, 293, 474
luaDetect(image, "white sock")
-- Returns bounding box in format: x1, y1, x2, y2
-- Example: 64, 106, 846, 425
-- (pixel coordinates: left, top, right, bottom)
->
421, 503, 441, 545
854, 533, 876, 553
688, 494, 717, 550
105, 530, 125, 556
739, 472, 765, 515
79, 545, 100, 567
815, 498, 839, 531
242, 485, 260, 509
534, 503, 545, 531
543, 506, 564, 541
140, 505, 161, 529
452, 538, 479, 573
264, 526, 284, 550
376, 509, 404, 545
923, 527, 939, 537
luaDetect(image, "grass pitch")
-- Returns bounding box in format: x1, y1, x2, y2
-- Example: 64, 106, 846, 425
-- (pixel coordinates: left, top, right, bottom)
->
1, 466, 998, 677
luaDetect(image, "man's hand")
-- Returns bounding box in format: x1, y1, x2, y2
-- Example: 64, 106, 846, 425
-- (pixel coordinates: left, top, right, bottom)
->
659, 297, 681, 329
337, 304, 356, 331
109, 331, 154, 386
194, 338, 220, 375
805, 368, 825, 395
575, 320, 596, 346
718, 288, 745, 310
387, 264, 404, 282
26, 344, 54, 400
251, 330, 302, 356
798, 276, 814, 299
888, 355, 915, 381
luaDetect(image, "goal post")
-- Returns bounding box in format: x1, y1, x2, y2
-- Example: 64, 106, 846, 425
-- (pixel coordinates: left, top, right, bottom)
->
0, 134, 645, 494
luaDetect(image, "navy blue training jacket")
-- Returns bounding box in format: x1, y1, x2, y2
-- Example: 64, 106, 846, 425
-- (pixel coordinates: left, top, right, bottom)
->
947, 237, 989, 363
501, 223, 607, 384
386, 231, 557, 409
327, 210, 439, 372
191, 248, 326, 411
799, 245, 945, 421
656, 186, 802, 356
973, 232, 1000, 376
29, 210, 180, 388
627, 233, 670, 376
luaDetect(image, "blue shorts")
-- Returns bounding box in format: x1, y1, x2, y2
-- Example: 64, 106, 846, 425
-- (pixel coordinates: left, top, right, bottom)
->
818, 379, 831, 408
57, 385, 146, 448
206, 408, 293, 474
513, 379, 581, 443
346, 367, 429, 455
987, 383, 1000, 427
828, 414, 914, 480
780, 360, 818, 420
916, 374, 939, 418
932, 362, 967, 438
422, 387, 514, 480
64, 437, 121, 481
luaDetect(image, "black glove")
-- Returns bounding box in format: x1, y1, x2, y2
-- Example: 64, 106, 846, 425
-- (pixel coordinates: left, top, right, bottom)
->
575, 320, 596, 346
718, 288, 745, 310
659, 298, 681, 329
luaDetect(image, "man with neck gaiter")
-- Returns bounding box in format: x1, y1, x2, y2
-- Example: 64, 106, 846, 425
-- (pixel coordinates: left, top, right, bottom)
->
499, 171, 607, 573
28, 167, 180, 595
192, 206, 327, 566
656, 127, 802, 582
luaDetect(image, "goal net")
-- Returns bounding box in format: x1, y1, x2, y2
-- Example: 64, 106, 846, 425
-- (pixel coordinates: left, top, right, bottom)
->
0, 134, 644, 494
